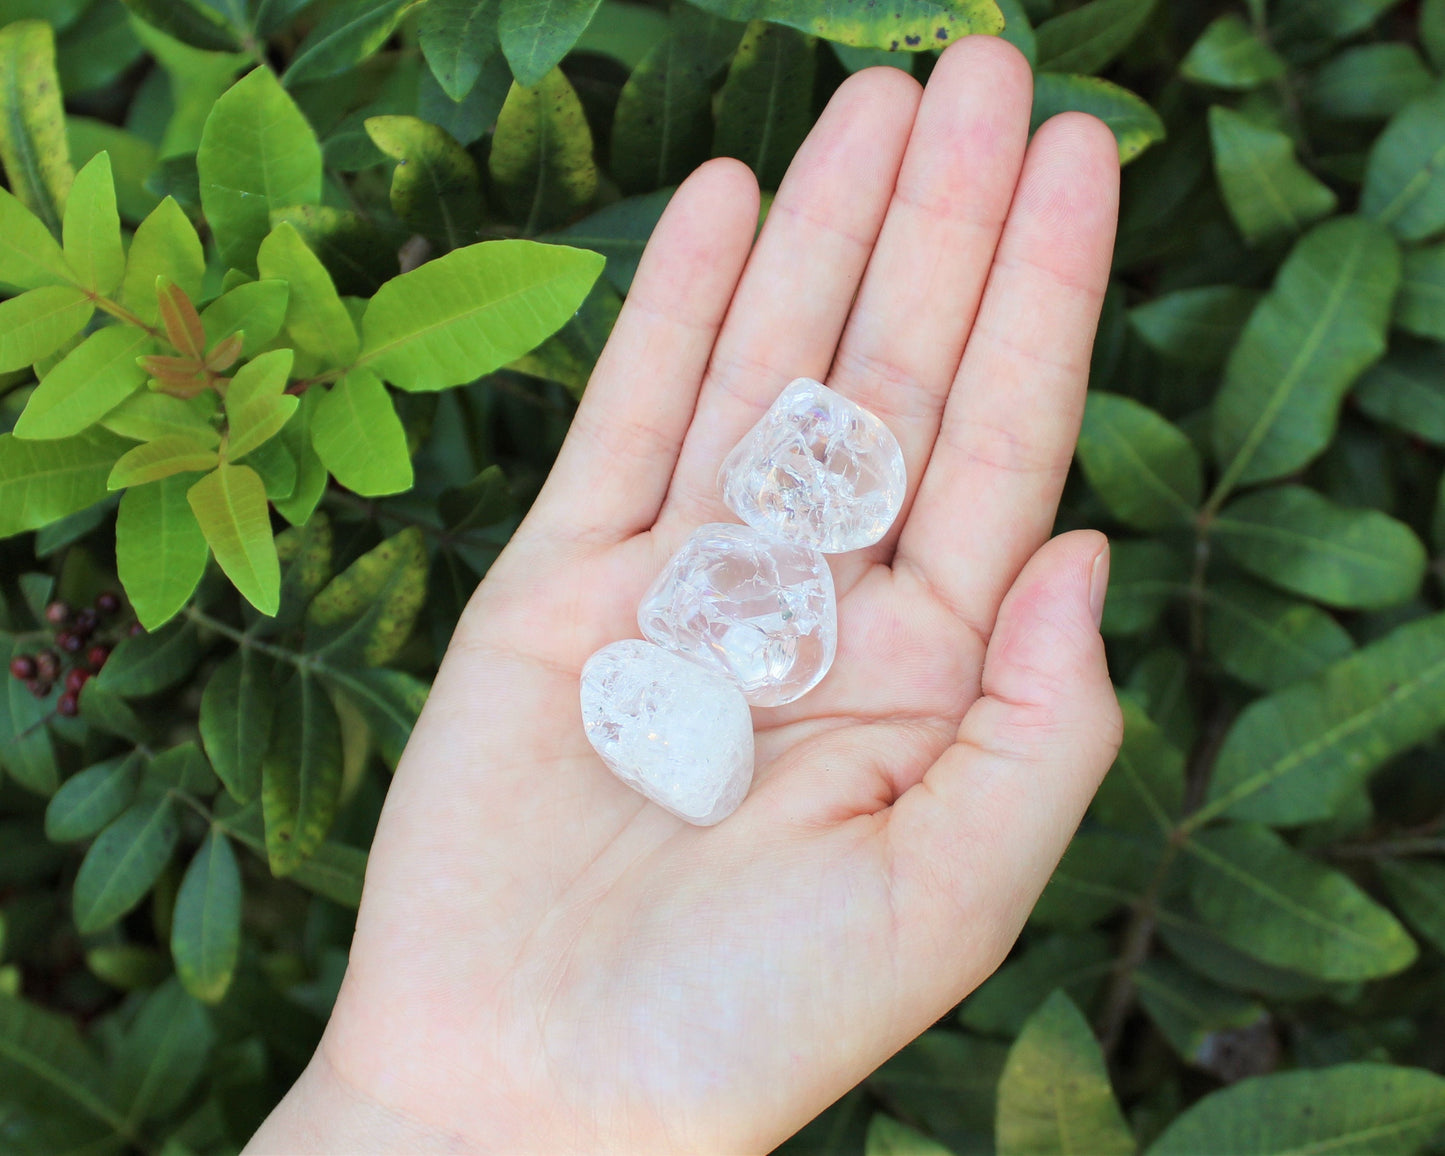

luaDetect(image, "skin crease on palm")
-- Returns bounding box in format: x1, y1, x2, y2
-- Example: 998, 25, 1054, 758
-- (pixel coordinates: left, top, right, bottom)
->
246, 35, 1125, 1156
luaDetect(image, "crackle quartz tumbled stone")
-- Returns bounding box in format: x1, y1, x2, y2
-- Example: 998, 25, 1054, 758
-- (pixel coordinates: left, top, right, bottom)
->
580, 639, 754, 826
719, 377, 907, 554
638, 523, 836, 707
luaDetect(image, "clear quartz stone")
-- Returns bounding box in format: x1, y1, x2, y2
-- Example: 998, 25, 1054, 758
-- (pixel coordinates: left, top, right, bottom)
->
719, 377, 907, 554
580, 639, 754, 826
638, 523, 837, 707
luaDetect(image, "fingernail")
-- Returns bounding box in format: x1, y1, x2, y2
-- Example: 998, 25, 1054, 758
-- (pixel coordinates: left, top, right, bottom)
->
1089, 543, 1110, 629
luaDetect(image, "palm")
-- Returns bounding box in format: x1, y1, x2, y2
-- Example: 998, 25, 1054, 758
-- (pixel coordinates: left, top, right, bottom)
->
300, 37, 1123, 1156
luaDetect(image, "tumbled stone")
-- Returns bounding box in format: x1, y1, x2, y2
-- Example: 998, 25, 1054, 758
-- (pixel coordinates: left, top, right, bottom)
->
638, 523, 836, 707
719, 377, 907, 554
579, 639, 754, 826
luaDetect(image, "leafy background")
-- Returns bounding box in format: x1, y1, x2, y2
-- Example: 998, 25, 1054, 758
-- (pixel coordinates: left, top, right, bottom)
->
2, 0, 1445, 1152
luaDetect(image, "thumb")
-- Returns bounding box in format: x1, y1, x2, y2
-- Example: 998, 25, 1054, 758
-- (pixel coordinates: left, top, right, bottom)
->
886, 529, 1123, 993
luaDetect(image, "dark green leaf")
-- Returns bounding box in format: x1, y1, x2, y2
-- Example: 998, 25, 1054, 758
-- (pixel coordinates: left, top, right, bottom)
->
1394, 245, 1445, 341
1128, 284, 1259, 367
1180, 14, 1284, 90
1308, 43, 1433, 121
1031, 829, 1156, 929
1362, 85, 1445, 242
120, 0, 242, 50
870, 1031, 1007, 1151
171, 828, 241, 1003
324, 666, 427, 766
1034, 0, 1154, 75
72, 788, 179, 933
1376, 858, 1445, 956
96, 620, 201, 697
866, 1116, 955, 1156
1077, 392, 1200, 529
44, 754, 142, 841
261, 670, 342, 875
1099, 538, 1186, 636
1134, 958, 1267, 1067
420, 0, 499, 101
549, 189, 672, 293
200, 648, 276, 803
498, 0, 602, 87
366, 114, 483, 249
1208, 106, 1337, 247
959, 931, 1114, 1037
78, 679, 151, 744
1272, 0, 1402, 42
1205, 577, 1354, 691
489, 69, 598, 233
283, 0, 412, 87
0, 993, 124, 1146
111, 977, 214, 1123
148, 740, 216, 794
712, 22, 815, 190
1091, 695, 1184, 833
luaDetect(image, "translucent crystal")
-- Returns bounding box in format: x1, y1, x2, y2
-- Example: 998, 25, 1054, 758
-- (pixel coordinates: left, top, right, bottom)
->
719, 378, 907, 554
580, 639, 754, 826
638, 523, 836, 707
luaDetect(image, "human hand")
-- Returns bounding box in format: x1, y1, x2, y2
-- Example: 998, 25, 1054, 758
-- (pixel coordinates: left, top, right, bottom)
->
247, 34, 1122, 1155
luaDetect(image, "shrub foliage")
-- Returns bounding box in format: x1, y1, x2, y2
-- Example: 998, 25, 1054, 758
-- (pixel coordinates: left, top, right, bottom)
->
1, 0, 1445, 1152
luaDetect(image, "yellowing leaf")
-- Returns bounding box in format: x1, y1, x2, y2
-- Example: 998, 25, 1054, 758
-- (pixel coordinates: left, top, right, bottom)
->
0, 21, 74, 234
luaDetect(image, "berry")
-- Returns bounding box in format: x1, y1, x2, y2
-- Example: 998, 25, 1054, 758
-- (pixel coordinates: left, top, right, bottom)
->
129, 622, 146, 637
26, 678, 52, 698
9, 655, 35, 680
57, 691, 79, 717
44, 600, 69, 625
74, 608, 97, 635
35, 650, 60, 680
56, 630, 82, 654
87, 645, 110, 670
65, 667, 90, 694
95, 590, 121, 615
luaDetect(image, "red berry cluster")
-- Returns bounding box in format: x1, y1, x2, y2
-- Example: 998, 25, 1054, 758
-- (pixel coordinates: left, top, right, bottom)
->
8, 592, 131, 717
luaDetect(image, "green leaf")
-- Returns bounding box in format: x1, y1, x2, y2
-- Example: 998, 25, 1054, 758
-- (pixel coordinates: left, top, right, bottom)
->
15, 324, 153, 441
311, 368, 413, 496
0, 187, 75, 289
1146, 1064, 1445, 1155
1134, 958, 1267, 1067
200, 648, 276, 803
1128, 284, 1259, 367
1362, 85, 1445, 241
865, 1115, 956, 1156
1210, 217, 1401, 493
1205, 577, 1354, 691
1208, 106, 1337, 247
1355, 342, 1445, 442
995, 991, 1133, 1156
61, 152, 124, 296
1034, 0, 1154, 75
200, 278, 290, 357
258, 225, 359, 366
261, 670, 342, 875
507, 275, 619, 396
1091, 696, 1184, 834
960, 931, 1114, 1037
1184, 823, 1416, 980
1395, 244, 1445, 341
224, 348, 298, 461
324, 666, 427, 766
0, 286, 92, 373
283, 0, 413, 88
149, 741, 216, 794
307, 526, 427, 665
121, 0, 242, 51
548, 189, 672, 293
1427, 0, 1445, 71
171, 829, 241, 1004
489, 69, 598, 233
1179, 14, 1284, 90
1077, 392, 1200, 530
611, 8, 742, 193
420, 0, 499, 101
0, 21, 74, 236
117, 476, 208, 630
112, 977, 214, 1124
1272, 0, 1402, 42
187, 464, 280, 616
1308, 43, 1433, 121
44, 754, 143, 841
360, 239, 603, 390
268, 202, 400, 296
197, 66, 322, 273
712, 22, 816, 191
1212, 485, 1425, 609
72, 787, 180, 934
0, 993, 124, 1148
1377, 859, 1445, 955
681, 0, 1002, 50
78, 678, 151, 744
366, 114, 483, 249
0, 634, 57, 795
120, 197, 205, 324
1099, 538, 1186, 637
870, 1031, 1007, 1151
97, 620, 201, 697
108, 435, 219, 489
0, 427, 130, 538
1029, 73, 1164, 163
498, 0, 602, 87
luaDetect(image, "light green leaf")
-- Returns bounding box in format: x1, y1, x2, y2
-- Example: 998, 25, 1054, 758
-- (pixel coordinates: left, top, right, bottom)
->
1396, 244, 1445, 340
1091, 696, 1184, 833
96, 620, 201, 697
1377, 859, 1445, 955
366, 114, 483, 249
72, 787, 180, 934
44, 754, 143, 841
960, 931, 1114, 1037
865, 1115, 956, 1156
270, 387, 327, 525
360, 239, 603, 390
306, 526, 427, 665
116, 475, 210, 630
1212, 485, 1425, 609
311, 368, 413, 496
682, 0, 1002, 49
258, 223, 359, 364
1030, 73, 1164, 163
0, 186, 75, 289
995, 991, 1133, 1156
1134, 958, 1267, 1067
224, 348, 298, 461
187, 463, 280, 616
1308, 43, 1433, 121
1077, 392, 1200, 530
611, 8, 742, 193
111, 977, 214, 1124
171, 829, 241, 1004
0, 427, 130, 538
1146, 1064, 1445, 1155
489, 69, 598, 233
197, 66, 323, 273
420, 0, 499, 101
14, 324, 154, 440
0, 285, 92, 373
108, 435, 219, 489
200, 648, 276, 803
1210, 217, 1401, 493
200, 278, 290, 357
1180, 13, 1285, 90
1205, 577, 1354, 691
67, 115, 159, 222
120, 197, 205, 323
1034, 0, 1154, 75
261, 669, 342, 875
712, 22, 816, 191
61, 152, 124, 295
0, 21, 74, 236
103, 390, 220, 447
0, 635, 57, 794
1100, 538, 1187, 637
1208, 106, 1337, 246
283, 0, 414, 87
1362, 85, 1445, 241
1184, 823, 1416, 980
120, 0, 242, 51
1128, 284, 1259, 367
499, 0, 602, 87
268, 202, 400, 295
